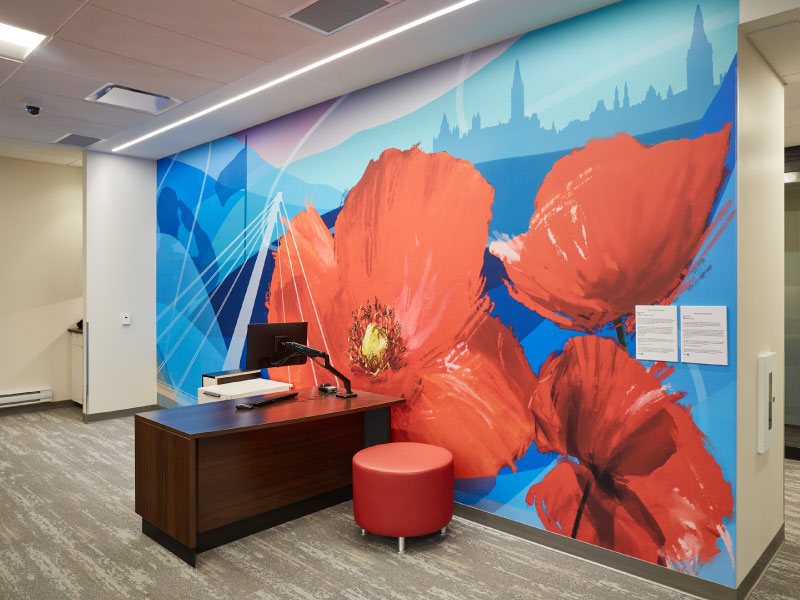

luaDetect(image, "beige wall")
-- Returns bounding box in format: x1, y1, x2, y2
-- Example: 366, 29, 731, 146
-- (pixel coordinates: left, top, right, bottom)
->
0, 157, 83, 401
736, 31, 785, 585
740, 0, 800, 23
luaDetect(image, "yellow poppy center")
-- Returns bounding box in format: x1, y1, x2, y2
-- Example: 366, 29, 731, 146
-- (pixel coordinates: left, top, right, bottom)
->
348, 299, 406, 378
360, 323, 389, 371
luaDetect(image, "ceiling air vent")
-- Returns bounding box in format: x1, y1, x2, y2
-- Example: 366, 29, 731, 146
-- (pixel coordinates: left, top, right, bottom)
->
85, 84, 181, 115
283, 0, 399, 35
53, 134, 102, 148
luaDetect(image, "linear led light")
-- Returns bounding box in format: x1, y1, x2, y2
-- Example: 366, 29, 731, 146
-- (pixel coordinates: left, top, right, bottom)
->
112, 0, 482, 152
0, 22, 46, 61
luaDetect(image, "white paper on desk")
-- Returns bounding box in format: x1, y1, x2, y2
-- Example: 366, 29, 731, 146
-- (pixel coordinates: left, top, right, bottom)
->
635, 305, 678, 362
680, 306, 728, 366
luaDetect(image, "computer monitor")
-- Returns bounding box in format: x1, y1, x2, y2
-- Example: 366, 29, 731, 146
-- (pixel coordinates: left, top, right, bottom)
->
245, 322, 308, 369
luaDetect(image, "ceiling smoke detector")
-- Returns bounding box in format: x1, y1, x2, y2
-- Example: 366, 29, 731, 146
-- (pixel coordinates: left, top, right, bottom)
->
85, 84, 181, 115
284, 0, 401, 35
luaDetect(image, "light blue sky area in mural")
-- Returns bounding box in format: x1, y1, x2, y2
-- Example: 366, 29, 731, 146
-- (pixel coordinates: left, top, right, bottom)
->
280, 0, 737, 191
157, 0, 738, 585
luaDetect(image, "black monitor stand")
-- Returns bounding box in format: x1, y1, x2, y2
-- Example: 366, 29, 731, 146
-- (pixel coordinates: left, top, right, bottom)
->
282, 342, 357, 398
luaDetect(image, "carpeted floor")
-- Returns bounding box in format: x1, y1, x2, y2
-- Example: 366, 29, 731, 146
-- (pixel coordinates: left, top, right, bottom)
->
786, 424, 800, 449
0, 406, 796, 600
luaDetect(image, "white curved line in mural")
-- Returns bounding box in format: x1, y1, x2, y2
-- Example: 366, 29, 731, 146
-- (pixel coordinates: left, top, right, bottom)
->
280, 200, 331, 358
158, 217, 268, 374
223, 96, 348, 370
238, 39, 515, 168
275, 204, 319, 385
174, 143, 212, 304
157, 206, 270, 343
157, 200, 272, 324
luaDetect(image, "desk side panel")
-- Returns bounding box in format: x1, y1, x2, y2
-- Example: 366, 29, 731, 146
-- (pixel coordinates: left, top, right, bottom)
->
135, 419, 197, 548
197, 412, 363, 532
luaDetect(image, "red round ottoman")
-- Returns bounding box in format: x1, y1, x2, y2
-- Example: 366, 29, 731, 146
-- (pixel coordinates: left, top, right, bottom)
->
352, 442, 454, 553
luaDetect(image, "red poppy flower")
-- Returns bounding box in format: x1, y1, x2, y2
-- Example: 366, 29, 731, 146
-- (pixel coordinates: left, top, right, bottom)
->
265, 146, 537, 478
489, 125, 732, 333
527, 335, 733, 568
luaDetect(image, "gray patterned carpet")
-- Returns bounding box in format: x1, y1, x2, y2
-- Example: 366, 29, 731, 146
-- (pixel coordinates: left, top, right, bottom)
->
786, 424, 800, 449
0, 406, 797, 600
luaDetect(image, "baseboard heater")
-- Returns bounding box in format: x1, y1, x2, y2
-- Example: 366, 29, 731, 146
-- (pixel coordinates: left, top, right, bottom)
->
0, 389, 53, 408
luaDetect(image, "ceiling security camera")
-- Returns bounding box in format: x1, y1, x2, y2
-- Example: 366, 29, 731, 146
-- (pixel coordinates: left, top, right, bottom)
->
25, 104, 40, 116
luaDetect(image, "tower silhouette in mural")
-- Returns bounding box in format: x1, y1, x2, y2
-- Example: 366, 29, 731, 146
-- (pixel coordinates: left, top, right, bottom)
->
434, 5, 724, 164
510, 59, 525, 124
688, 4, 714, 95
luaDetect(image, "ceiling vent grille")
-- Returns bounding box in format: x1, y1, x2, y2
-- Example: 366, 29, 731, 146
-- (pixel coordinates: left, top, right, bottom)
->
85, 84, 181, 115
284, 0, 398, 35
53, 134, 102, 148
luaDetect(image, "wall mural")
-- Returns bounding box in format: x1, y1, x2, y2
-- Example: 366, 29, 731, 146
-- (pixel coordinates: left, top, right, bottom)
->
157, 0, 738, 585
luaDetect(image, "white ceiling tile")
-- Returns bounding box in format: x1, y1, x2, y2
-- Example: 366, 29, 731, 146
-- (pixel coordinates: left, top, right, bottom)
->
0, 85, 152, 128
0, 57, 20, 81
0, 0, 82, 36
57, 6, 266, 83
91, 0, 322, 62
6, 63, 107, 100
232, 0, 308, 18
748, 21, 800, 77
28, 38, 221, 100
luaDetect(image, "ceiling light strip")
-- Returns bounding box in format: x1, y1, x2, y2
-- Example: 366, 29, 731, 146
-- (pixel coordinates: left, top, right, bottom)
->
112, 0, 481, 152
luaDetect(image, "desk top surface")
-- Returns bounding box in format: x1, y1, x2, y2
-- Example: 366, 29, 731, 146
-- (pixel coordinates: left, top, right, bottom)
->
135, 388, 405, 439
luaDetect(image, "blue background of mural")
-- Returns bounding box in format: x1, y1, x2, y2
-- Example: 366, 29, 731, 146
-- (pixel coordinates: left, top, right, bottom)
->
157, 0, 738, 585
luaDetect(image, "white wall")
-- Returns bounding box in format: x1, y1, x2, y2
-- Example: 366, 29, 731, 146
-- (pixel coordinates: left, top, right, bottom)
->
85, 152, 156, 415
736, 31, 785, 586
0, 157, 83, 402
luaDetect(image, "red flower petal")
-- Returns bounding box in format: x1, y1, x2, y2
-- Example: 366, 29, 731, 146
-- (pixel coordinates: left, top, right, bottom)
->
527, 461, 665, 563
335, 146, 495, 356
532, 336, 685, 474
624, 403, 734, 566
392, 310, 537, 478
267, 148, 538, 480
528, 335, 733, 566
490, 125, 731, 332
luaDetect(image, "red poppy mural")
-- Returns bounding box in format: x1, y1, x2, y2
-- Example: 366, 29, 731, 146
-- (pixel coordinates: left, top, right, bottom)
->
527, 335, 733, 568
265, 146, 537, 479
489, 125, 732, 334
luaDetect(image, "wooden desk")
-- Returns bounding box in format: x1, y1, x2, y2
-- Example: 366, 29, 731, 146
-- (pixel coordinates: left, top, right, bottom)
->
134, 388, 405, 566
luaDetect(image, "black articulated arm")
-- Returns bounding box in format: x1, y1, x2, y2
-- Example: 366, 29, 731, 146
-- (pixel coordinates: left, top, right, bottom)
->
282, 342, 357, 398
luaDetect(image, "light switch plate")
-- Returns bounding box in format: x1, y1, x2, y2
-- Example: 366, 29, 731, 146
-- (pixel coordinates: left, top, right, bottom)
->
121, 313, 131, 326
